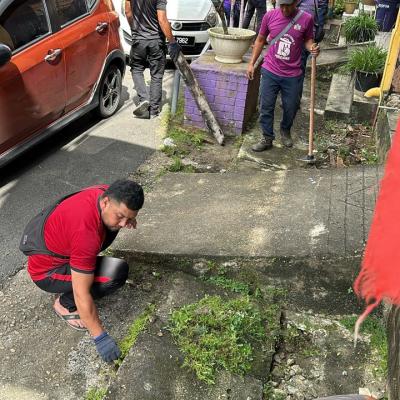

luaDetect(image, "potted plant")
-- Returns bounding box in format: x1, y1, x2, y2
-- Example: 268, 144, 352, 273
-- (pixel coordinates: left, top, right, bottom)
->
208, 0, 256, 63
343, 13, 378, 53
343, 45, 387, 91
333, 0, 345, 17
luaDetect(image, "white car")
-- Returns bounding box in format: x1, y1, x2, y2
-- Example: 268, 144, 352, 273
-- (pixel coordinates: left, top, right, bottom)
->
113, 0, 219, 60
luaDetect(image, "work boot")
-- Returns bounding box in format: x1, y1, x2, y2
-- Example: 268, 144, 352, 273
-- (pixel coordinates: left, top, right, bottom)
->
132, 100, 149, 116
280, 130, 293, 148
133, 109, 150, 119
252, 136, 273, 152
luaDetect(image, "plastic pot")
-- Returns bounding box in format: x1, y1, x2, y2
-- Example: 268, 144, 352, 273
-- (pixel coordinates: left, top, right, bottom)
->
355, 70, 382, 91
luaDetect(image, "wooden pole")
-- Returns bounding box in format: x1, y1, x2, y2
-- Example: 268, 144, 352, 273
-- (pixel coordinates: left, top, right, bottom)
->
174, 53, 225, 145
308, 55, 316, 158
212, 0, 228, 34
387, 304, 400, 399
239, 0, 245, 28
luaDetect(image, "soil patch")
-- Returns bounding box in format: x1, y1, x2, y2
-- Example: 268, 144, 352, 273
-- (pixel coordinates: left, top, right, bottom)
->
315, 121, 378, 167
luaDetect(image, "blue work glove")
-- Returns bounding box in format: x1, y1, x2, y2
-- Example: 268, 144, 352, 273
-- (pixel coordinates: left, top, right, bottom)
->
168, 42, 182, 63
94, 332, 121, 362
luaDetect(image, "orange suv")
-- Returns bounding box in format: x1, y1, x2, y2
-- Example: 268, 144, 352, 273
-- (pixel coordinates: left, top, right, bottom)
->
0, 0, 125, 166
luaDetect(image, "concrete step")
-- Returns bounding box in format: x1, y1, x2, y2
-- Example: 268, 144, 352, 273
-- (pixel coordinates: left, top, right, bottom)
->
352, 89, 378, 123
113, 166, 382, 260
0, 259, 386, 399
105, 271, 281, 400
325, 74, 355, 120
102, 261, 386, 399
325, 73, 378, 123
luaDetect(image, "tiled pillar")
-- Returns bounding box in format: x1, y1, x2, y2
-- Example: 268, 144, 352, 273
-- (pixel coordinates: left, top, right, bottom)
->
184, 51, 261, 136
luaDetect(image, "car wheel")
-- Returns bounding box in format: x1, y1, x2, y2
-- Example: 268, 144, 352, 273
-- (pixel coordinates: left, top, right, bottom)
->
97, 64, 122, 118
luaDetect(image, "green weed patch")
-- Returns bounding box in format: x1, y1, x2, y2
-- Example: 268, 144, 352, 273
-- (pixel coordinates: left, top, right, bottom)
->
117, 304, 156, 366
167, 155, 195, 173
85, 387, 107, 400
169, 295, 273, 384
163, 126, 206, 154
203, 275, 251, 295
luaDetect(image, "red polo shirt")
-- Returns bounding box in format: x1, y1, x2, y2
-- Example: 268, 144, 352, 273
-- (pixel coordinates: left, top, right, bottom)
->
28, 185, 108, 281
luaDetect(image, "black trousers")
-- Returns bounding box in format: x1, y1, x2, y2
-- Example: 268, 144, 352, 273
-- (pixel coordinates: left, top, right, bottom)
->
130, 39, 166, 115
34, 256, 128, 312
242, 0, 266, 33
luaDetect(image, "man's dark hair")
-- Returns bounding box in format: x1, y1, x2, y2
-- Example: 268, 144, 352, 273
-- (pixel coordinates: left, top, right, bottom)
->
102, 180, 144, 211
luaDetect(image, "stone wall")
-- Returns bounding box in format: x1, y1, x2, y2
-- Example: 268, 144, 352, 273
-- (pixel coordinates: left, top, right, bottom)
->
184, 51, 261, 135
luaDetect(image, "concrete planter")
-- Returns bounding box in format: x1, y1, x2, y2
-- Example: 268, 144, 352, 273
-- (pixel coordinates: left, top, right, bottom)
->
208, 27, 256, 64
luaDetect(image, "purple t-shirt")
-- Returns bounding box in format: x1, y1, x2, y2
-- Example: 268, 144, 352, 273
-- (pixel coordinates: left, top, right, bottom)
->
259, 8, 314, 77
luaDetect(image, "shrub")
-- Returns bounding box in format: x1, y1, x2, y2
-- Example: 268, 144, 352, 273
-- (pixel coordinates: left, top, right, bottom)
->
344, 45, 387, 74
343, 14, 378, 43
333, 0, 345, 16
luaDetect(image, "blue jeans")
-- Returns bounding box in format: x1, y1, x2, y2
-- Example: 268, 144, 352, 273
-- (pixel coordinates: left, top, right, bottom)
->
259, 68, 302, 139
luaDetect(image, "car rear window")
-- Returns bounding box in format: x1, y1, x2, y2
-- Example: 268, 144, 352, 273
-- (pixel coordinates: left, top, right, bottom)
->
53, 0, 88, 27
0, 0, 50, 52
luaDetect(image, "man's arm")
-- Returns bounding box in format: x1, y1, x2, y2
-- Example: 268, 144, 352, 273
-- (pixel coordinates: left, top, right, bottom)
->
246, 34, 266, 80
157, 9, 182, 62
125, 0, 133, 27
71, 270, 103, 337
72, 270, 120, 362
157, 9, 175, 43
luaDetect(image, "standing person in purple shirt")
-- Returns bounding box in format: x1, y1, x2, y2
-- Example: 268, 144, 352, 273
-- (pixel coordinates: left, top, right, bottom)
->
246, 0, 320, 151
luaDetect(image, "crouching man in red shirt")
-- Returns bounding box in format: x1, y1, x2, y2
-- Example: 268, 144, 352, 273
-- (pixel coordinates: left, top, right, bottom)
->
21, 179, 144, 363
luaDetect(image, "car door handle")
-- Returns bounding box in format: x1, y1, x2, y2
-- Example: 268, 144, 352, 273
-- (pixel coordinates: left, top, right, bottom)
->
96, 22, 108, 33
44, 48, 62, 63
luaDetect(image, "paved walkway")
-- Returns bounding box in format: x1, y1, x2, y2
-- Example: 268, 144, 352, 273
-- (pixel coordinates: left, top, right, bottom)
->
114, 165, 383, 259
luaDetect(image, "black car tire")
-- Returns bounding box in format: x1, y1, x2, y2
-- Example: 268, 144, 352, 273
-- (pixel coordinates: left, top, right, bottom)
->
97, 64, 122, 118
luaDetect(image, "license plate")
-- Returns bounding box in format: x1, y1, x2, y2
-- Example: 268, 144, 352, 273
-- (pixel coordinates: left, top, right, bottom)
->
175, 36, 195, 46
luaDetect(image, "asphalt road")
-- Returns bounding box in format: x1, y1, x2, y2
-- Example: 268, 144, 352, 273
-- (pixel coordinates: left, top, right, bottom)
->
0, 70, 175, 282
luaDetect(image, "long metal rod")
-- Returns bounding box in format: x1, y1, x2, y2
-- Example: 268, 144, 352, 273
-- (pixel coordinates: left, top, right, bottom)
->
171, 69, 181, 116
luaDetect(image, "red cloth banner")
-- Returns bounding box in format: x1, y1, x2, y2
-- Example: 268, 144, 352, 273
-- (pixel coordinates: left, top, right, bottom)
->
354, 117, 400, 339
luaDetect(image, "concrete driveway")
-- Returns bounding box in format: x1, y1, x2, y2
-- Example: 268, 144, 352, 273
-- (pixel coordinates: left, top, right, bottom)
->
0, 69, 175, 281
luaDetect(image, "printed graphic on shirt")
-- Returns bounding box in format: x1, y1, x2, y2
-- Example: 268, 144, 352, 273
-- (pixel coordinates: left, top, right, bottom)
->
276, 34, 295, 60
294, 23, 302, 30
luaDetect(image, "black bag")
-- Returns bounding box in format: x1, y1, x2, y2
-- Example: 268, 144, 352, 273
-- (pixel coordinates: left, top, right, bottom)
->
19, 187, 114, 258
19, 191, 81, 258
